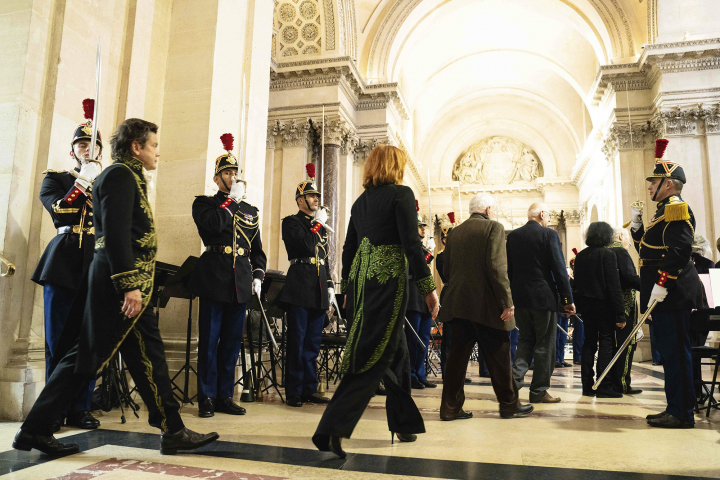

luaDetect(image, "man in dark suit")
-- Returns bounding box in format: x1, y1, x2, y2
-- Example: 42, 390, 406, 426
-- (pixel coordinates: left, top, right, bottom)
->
188, 134, 266, 418
278, 174, 333, 407
439, 193, 533, 421
507, 202, 575, 403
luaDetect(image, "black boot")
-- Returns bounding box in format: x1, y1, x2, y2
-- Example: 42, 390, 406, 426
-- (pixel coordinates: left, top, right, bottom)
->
303, 393, 330, 404
13, 429, 79, 455
66, 411, 100, 429
160, 427, 219, 455
215, 397, 246, 415
198, 398, 215, 418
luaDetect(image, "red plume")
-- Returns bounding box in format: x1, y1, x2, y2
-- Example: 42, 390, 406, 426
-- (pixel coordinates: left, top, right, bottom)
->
82, 99, 94, 120
416, 200, 420, 212
655, 139, 669, 159
220, 133, 234, 152
448, 212, 456, 224
306, 163, 316, 179
572, 248, 578, 255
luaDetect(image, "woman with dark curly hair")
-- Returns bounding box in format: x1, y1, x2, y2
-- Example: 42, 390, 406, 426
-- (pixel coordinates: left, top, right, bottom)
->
572, 221, 626, 397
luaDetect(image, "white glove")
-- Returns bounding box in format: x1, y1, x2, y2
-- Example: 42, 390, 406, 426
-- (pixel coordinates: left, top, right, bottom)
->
314, 208, 328, 226
426, 237, 436, 252
252, 278, 262, 296
649, 284, 668, 306
229, 178, 246, 202
630, 206, 643, 231
328, 287, 336, 307
76, 161, 101, 189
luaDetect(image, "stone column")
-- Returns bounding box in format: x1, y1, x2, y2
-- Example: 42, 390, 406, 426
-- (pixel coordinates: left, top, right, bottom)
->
321, 120, 344, 282
700, 107, 720, 262
263, 124, 279, 269
338, 131, 359, 272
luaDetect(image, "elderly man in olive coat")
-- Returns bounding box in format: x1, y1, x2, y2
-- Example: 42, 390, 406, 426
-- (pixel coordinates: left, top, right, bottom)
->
439, 193, 533, 421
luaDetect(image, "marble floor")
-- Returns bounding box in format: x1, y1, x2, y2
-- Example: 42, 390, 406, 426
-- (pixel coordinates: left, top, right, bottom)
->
1, 360, 719, 479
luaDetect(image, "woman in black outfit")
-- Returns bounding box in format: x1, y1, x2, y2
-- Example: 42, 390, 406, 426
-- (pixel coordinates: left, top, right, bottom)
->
690, 234, 716, 401
573, 222, 626, 398
312, 145, 440, 458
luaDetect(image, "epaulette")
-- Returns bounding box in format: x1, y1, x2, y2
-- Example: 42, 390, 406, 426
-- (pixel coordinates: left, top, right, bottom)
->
195, 194, 214, 197
664, 201, 690, 222
42, 169, 68, 174
240, 200, 258, 211
438, 249, 445, 254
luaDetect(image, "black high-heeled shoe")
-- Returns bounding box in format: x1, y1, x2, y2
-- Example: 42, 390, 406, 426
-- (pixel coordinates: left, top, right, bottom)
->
392, 432, 417, 444
329, 436, 346, 459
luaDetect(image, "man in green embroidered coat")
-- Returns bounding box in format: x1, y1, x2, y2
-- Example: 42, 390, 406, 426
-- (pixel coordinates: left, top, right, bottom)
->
312, 145, 439, 458
14, 119, 219, 456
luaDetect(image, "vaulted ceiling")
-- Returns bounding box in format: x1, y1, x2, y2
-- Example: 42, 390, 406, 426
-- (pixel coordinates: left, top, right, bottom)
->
354, 0, 647, 183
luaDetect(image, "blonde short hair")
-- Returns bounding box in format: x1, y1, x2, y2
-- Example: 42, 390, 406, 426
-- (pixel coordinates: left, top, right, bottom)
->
363, 145, 407, 188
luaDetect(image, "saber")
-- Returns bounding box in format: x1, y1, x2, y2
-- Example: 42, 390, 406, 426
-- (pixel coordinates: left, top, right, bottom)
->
405, 317, 425, 349
254, 291, 279, 350
331, 298, 346, 327
315, 106, 335, 234
593, 300, 657, 390
557, 323, 569, 336
89, 39, 102, 166
572, 314, 583, 324
427, 170, 434, 243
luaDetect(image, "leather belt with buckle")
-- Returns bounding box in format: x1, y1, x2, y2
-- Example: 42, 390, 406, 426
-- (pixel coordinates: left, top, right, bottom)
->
639, 258, 663, 267
205, 245, 249, 257
57, 225, 95, 235
290, 257, 324, 266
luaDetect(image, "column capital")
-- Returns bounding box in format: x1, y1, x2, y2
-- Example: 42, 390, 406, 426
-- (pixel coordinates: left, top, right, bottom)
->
279, 118, 311, 148
266, 121, 280, 149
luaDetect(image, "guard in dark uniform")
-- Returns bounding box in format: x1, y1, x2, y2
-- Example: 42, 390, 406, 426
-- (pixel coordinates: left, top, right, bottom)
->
406, 203, 435, 389
278, 167, 333, 407
630, 138, 702, 429
31, 99, 101, 431
188, 134, 266, 418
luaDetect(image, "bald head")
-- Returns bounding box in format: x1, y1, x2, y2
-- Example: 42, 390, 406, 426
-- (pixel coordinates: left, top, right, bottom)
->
528, 202, 550, 227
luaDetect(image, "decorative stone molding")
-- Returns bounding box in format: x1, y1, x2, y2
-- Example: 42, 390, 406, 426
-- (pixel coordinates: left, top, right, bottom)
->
340, 130, 360, 155
702, 104, 720, 134
279, 119, 312, 147
601, 131, 619, 161
452, 136, 542, 185
650, 109, 698, 137
322, 0, 335, 50
564, 209, 584, 225
317, 119, 346, 145
609, 124, 650, 150
266, 122, 280, 149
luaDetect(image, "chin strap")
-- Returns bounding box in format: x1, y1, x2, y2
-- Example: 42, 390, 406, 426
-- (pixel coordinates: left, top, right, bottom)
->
221, 177, 232, 193
652, 178, 665, 202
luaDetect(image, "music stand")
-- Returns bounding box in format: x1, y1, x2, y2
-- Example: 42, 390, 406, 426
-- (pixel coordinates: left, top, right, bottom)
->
246, 271, 286, 401
161, 256, 199, 404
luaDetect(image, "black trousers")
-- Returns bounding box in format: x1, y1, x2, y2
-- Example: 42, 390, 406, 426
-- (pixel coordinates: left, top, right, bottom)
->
577, 297, 616, 391
22, 309, 184, 436
313, 319, 424, 446
441, 319, 519, 418
611, 311, 636, 393
512, 308, 556, 400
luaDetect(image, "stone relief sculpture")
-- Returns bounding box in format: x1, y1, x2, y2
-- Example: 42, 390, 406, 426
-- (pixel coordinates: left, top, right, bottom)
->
452, 136, 542, 185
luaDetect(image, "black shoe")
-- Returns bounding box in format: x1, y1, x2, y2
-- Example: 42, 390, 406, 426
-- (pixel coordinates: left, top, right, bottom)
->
464, 377, 472, 384
52, 420, 62, 433
647, 414, 693, 429
215, 397, 246, 415
303, 393, 330, 404
12, 429, 79, 455
441, 410, 473, 421
329, 436, 346, 459
581, 390, 596, 397
411, 380, 426, 389
573, 360, 582, 365
652, 361, 663, 366
198, 398, 215, 418
646, 411, 668, 420
561, 361, 572, 368
500, 404, 534, 419
394, 432, 417, 443
479, 372, 491, 378
555, 361, 564, 368
66, 411, 99, 429
375, 386, 387, 396
160, 427, 219, 455
421, 380, 437, 388
596, 389, 622, 398
625, 388, 643, 395
287, 395, 303, 407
